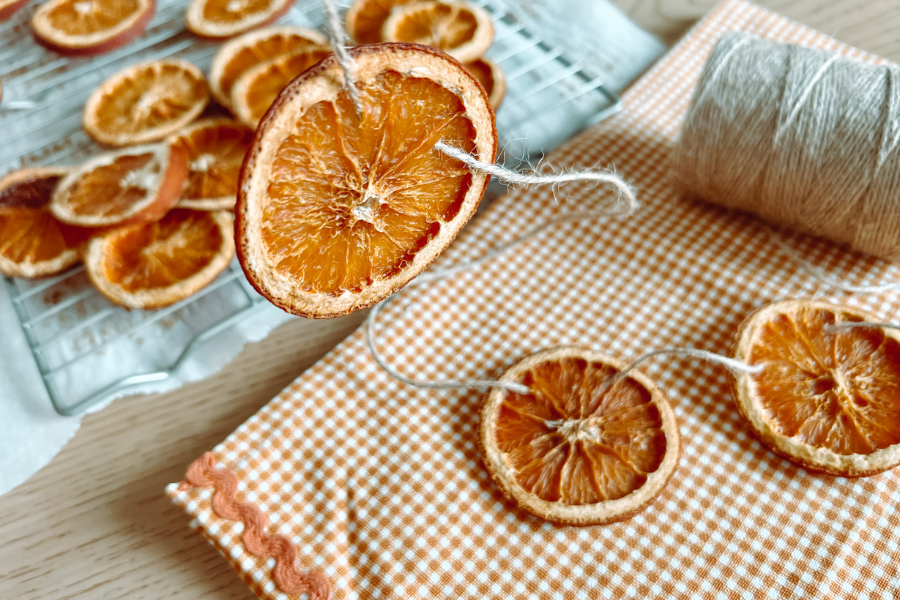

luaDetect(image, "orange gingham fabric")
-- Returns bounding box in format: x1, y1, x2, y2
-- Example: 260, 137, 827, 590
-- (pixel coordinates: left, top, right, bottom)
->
168, 1, 900, 598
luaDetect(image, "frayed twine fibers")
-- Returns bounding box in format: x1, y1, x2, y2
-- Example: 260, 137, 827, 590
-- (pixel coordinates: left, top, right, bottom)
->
674, 32, 900, 260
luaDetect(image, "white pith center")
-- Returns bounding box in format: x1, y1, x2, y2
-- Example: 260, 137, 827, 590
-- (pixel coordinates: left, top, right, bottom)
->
122, 163, 159, 190
190, 154, 216, 172
73, 1, 93, 15
544, 417, 604, 444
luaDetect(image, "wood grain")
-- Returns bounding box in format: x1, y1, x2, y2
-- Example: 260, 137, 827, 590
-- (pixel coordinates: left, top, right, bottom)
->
2, 1, 899, 598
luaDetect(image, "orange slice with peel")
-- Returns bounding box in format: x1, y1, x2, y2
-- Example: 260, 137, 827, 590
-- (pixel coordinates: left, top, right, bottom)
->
382, 0, 494, 64
85, 209, 235, 309
209, 26, 327, 110
480, 347, 680, 525
0, 0, 31, 20
734, 299, 900, 476
345, 0, 416, 44
0, 167, 89, 278
83, 59, 210, 148
50, 143, 188, 228
185, 0, 295, 39
466, 57, 504, 109
230, 46, 331, 128
171, 118, 254, 211
31, 0, 155, 57
236, 43, 496, 318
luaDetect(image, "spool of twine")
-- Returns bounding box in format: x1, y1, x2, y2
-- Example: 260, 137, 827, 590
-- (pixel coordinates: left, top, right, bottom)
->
673, 32, 900, 260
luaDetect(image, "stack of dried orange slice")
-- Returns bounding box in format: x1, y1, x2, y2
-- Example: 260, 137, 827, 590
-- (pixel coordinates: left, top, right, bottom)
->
207, 26, 330, 127
346, 0, 504, 108
1, 55, 254, 310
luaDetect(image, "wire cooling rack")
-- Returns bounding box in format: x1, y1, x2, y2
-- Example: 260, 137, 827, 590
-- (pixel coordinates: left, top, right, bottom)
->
0, 0, 620, 417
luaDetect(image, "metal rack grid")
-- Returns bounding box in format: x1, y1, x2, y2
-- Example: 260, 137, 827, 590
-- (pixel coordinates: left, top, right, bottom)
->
0, 0, 620, 417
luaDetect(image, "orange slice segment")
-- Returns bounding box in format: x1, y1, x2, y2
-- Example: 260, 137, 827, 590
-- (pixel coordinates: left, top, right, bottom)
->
0, 167, 87, 278
85, 209, 235, 309
231, 46, 331, 128
31, 0, 155, 56
382, 0, 494, 64
236, 43, 497, 318
480, 347, 680, 525
209, 26, 328, 109
734, 299, 900, 476
466, 57, 504, 109
345, 0, 416, 44
185, 0, 295, 39
83, 59, 210, 148
171, 118, 254, 211
50, 144, 188, 228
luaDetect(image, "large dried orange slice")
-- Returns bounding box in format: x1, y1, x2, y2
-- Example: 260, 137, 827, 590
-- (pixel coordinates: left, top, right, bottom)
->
480, 347, 680, 525
231, 46, 331, 128
185, 0, 295, 39
171, 118, 254, 211
209, 26, 327, 110
382, 0, 493, 64
83, 60, 210, 148
85, 209, 234, 309
345, 0, 416, 44
31, 0, 155, 56
0, 0, 30, 21
237, 43, 496, 318
466, 57, 504, 109
50, 144, 188, 228
734, 299, 900, 477
0, 167, 87, 278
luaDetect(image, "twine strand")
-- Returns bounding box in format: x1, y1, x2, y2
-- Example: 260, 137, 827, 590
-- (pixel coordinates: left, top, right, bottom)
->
768, 231, 900, 293
599, 348, 763, 396
322, 0, 364, 116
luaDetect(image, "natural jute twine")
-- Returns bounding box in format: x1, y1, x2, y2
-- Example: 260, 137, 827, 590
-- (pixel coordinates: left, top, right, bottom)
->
673, 32, 900, 261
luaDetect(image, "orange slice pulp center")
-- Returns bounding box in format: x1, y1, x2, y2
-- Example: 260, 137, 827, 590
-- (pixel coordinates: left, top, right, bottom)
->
44, 0, 143, 35
91, 63, 207, 140
387, 1, 478, 50
202, 0, 279, 25
101, 209, 227, 292
746, 306, 900, 455
176, 122, 253, 202
495, 356, 668, 504
261, 69, 478, 296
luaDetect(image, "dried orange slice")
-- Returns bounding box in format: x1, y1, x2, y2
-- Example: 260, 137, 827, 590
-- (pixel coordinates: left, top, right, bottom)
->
0, 167, 88, 278
466, 57, 504, 109
31, 0, 155, 56
50, 144, 188, 228
734, 299, 900, 477
0, 0, 30, 20
209, 26, 327, 110
237, 43, 496, 318
83, 60, 210, 148
345, 0, 416, 44
185, 0, 295, 39
382, 0, 493, 64
170, 118, 254, 211
231, 46, 331, 128
480, 347, 680, 525
85, 209, 235, 309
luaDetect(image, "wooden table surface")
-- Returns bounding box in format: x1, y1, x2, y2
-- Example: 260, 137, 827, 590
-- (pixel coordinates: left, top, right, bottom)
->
2, 1, 900, 598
